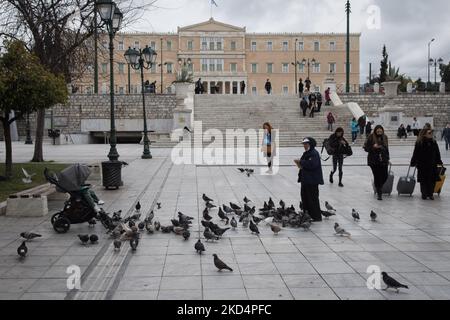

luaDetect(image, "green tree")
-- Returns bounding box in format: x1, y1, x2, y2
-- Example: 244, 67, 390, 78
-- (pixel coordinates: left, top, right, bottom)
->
0, 41, 67, 179
379, 45, 389, 83
440, 61, 450, 92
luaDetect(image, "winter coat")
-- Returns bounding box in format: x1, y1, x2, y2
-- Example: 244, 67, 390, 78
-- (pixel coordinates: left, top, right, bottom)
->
410, 138, 443, 183
364, 134, 390, 167
329, 134, 349, 155
327, 113, 335, 124
442, 127, 450, 140
265, 82, 272, 91
325, 89, 331, 101
300, 99, 309, 110
297, 146, 324, 185
365, 122, 372, 135
351, 121, 359, 133
299, 82, 304, 93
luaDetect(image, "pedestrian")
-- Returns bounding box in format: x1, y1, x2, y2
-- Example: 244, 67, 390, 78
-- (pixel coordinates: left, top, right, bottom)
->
297, 137, 324, 222
328, 127, 350, 187
261, 122, 276, 174
316, 92, 323, 113
305, 77, 312, 92
442, 123, 450, 151
300, 97, 308, 117
240, 81, 246, 94
325, 87, 331, 106
327, 112, 336, 131
358, 115, 367, 135
265, 79, 272, 95
195, 78, 203, 94
364, 125, 390, 201
397, 124, 408, 140
411, 126, 443, 200
309, 93, 317, 118
412, 117, 421, 136
350, 117, 359, 144
298, 78, 304, 98
365, 120, 373, 138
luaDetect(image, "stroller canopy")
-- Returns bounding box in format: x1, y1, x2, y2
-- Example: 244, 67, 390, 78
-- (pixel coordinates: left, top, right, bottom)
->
56, 164, 91, 192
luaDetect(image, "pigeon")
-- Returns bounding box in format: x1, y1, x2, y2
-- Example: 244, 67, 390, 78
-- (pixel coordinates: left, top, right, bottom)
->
203, 207, 213, 221
156, 202, 162, 209
173, 227, 185, 235
130, 238, 139, 251
382, 272, 409, 293
270, 224, 281, 235
264, 217, 274, 225
251, 214, 263, 224
89, 234, 99, 244
135, 201, 141, 212
178, 212, 194, 221
154, 220, 161, 231
202, 194, 213, 202
230, 217, 238, 229
171, 219, 181, 227
245, 169, 254, 177
244, 204, 252, 212
249, 220, 260, 235
300, 221, 312, 230
145, 221, 154, 233
205, 202, 216, 209
146, 211, 155, 223
237, 168, 245, 173
243, 196, 251, 204
195, 239, 205, 254
334, 223, 351, 237
182, 229, 190, 240
279, 200, 286, 209
161, 226, 174, 233
212, 227, 230, 237
21, 168, 36, 184
352, 209, 360, 222
370, 210, 378, 222
20, 232, 42, 241
138, 221, 145, 231
78, 234, 90, 245
112, 210, 122, 221
321, 210, 336, 219
230, 202, 241, 211
213, 254, 233, 272
242, 217, 250, 228
260, 202, 269, 211
222, 204, 234, 214
325, 201, 336, 212
128, 220, 135, 228
113, 239, 122, 250
218, 208, 229, 224
17, 241, 28, 258
127, 213, 141, 221
268, 198, 275, 209
203, 228, 219, 242
88, 219, 97, 228
183, 126, 192, 133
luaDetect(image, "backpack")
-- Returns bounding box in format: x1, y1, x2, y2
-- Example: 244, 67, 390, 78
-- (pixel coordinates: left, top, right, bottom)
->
320, 138, 335, 161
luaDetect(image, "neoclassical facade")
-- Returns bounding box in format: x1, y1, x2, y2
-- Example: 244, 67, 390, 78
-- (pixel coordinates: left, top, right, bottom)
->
77, 18, 360, 95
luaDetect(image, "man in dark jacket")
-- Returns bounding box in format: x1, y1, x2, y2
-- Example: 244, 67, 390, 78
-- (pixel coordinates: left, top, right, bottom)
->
316, 92, 323, 113
265, 79, 272, 95
300, 97, 308, 117
411, 128, 443, 200
358, 116, 367, 135
442, 123, 450, 151
298, 79, 304, 98
297, 137, 324, 221
365, 121, 373, 138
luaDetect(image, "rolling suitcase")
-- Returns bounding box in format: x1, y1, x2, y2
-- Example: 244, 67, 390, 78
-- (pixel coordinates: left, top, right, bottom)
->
373, 164, 394, 195
435, 166, 447, 196
397, 166, 416, 196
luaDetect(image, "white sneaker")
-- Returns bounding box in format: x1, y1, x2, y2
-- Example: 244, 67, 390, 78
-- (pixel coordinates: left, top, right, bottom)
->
98, 200, 105, 205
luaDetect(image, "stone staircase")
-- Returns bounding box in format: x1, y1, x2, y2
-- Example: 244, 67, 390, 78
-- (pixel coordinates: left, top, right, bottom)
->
193, 95, 416, 147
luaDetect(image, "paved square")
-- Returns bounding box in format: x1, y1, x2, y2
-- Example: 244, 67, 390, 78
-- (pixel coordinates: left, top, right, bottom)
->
0, 142, 449, 300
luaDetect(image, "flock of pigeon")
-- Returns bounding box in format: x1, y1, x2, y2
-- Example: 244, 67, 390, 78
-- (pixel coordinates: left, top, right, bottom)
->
15, 194, 409, 293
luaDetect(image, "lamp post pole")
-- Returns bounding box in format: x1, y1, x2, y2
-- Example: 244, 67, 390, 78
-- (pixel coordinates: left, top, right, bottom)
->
428, 38, 435, 89
127, 62, 131, 94
94, 4, 99, 94
294, 39, 298, 95
139, 58, 151, 159
107, 28, 119, 161
160, 37, 163, 93
345, 0, 351, 93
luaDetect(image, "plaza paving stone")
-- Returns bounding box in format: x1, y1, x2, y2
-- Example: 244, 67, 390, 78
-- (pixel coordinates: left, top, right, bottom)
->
0, 142, 449, 300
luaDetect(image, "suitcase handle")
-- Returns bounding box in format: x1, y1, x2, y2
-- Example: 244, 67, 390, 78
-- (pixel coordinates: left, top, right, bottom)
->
407, 166, 417, 178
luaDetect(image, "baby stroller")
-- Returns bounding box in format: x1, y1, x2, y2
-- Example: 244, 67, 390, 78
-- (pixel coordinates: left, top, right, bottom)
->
44, 164, 115, 233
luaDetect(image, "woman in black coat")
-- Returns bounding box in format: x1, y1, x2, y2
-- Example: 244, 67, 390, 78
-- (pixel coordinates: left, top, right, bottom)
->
410, 127, 443, 200
328, 127, 350, 187
364, 125, 390, 200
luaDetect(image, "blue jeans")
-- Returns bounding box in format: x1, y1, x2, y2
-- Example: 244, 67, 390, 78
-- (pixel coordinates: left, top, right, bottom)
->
351, 131, 358, 142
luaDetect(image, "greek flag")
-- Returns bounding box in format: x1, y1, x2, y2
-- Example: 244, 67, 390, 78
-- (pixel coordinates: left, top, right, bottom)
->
211, 0, 218, 7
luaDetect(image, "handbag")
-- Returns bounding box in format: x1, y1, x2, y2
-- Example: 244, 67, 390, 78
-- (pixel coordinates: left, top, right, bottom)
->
343, 144, 353, 157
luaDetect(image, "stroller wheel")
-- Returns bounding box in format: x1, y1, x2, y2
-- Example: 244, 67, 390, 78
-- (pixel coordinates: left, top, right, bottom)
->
51, 212, 63, 225
53, 217, 71, 233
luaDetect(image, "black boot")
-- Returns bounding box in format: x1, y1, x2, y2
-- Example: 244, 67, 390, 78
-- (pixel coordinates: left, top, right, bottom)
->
338, 173, 344, 187
329, 173, 334, 184
377, 188, 383, 201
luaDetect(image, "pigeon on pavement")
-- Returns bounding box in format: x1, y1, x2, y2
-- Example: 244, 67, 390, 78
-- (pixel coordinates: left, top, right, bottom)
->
20, 232, 42, 241
204, 228, 219, 242
154, 220, 161, 231
156, 202, 162, 210
334, 223, 351, 237
89, 234, 99, 244
218, 208, 229, 224
212, 226, 230, 237
78, 234, 90, 245
130, 238, 139, 251
230, 217, 238, 229
325, 201, 336, 212
352, 209, 360, 222
270, 224, 281, 235
113, 239, 122, 251
205, 202, 216, 209
202, 194, 213, 202
249, 220, 260, 235
382, 272, 409, 293
17, 241, 28, 258
321, 210, 336, 219
222, 204, 234, 214
88, 219, 97, 228
243, 196, 251, 204
370, 210, 378, 222
135, 201, 141, 212
203, 207, 213, 221
213, 254, 233, 272
182, 229, 190, 240
195, 239, 205, 254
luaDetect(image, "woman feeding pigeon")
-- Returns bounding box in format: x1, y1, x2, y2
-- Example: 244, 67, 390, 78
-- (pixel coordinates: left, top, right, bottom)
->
297, 137, 324, 222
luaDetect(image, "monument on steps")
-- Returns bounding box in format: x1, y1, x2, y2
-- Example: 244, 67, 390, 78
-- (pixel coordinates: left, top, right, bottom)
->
379, 81, 404, 129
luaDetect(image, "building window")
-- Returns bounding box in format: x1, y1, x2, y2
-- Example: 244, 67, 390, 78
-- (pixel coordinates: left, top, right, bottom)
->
330, 41, 336, 51
298, 41, 304, 51
251, 41, 256, 52
282, 41, 289, 52
118, 63, 125, 74
230, 63, 237, 73
202, 40, 207, 51
188, 63, 193, 73
188, 40, 193, 51
217, 41, 222, 51
167, 41, 172, 51
101, 63, 107, 74
313, 63, 321, 73
267, 63, 273, 74
298, 63, 305, 73
134, 41, 140, 49
201, 59, 208, 72
252, 87, 257, 95
282, 86, 289, 95
150, 41, 156, 50
282, 63, 289, 73
251, 63, 258, 73
119, 87, 124, 94
267, 41, 273, 51
209, 60, 215, 72
216, 59, 223, 72
118, 41, 124, 51
167, 63, 173, 74
231, 41, 236, 51
329, 62, 336, 73
314, 41, 320, 51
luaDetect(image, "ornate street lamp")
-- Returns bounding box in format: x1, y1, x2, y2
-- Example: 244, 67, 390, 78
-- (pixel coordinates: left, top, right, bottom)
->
125, 45, 157, 159
429, 57, 444, 89
96, 0, 123, 189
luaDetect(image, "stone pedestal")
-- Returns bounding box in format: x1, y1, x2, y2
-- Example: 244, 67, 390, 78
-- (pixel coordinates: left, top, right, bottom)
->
373, 83, 380, 93
382, 81, 400, 97
379, 105, 404, 129
440, 82, 446, 94
323, 75, 336, 93
172, 83, 194, 141
407, 83, 413, 93
6, 196, 49, 217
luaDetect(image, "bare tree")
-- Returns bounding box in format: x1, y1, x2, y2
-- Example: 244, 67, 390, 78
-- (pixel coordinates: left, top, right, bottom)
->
0, 0, 158, 162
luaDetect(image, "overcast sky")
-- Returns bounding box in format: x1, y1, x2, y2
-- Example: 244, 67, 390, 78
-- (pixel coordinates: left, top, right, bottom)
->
124, 0, 450, 83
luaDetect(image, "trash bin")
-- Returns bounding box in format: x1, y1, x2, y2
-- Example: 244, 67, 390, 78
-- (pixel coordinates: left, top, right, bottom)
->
101, 161, 123, 189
